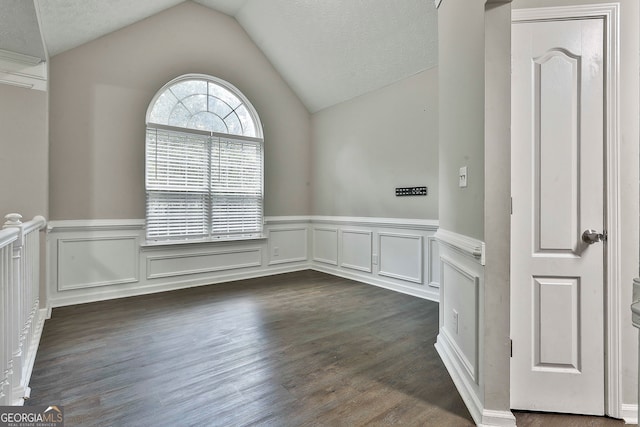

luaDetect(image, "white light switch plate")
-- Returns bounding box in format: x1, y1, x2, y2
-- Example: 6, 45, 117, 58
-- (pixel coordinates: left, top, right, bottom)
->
459, 166, 468, 188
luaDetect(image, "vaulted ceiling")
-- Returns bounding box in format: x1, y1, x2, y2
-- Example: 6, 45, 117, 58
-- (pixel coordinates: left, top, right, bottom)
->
1, 0, 438, 112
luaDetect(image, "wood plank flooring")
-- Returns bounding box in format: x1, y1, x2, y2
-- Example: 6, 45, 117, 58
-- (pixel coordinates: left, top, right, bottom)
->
27, 271, 629, 426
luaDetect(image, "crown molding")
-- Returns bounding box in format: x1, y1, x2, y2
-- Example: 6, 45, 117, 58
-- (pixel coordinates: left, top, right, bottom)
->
0, 49, 47, 91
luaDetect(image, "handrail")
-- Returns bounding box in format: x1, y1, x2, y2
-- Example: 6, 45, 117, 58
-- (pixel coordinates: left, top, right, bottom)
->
0, 227, 18, 248
632, 278, 640, 424
20, 216, 46, 235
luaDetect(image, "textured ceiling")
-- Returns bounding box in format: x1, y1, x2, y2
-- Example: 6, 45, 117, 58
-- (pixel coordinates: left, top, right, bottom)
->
0, 0, 46, 58
35, 0, 185, 57
236, 0, 438, 112
4, 0, 438, 112
194, 0, 249, 17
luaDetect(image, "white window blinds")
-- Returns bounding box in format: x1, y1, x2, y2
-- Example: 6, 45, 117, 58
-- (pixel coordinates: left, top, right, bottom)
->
146, 126, 263, 241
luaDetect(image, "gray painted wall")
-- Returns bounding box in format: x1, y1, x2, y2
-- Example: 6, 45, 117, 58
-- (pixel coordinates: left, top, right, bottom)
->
483, 0, 512, 415
48, 1, 311, 220
437, 0, 513, 418
311, 68, 438, 219
0, 84, 48, 220
437, 0, 485, 241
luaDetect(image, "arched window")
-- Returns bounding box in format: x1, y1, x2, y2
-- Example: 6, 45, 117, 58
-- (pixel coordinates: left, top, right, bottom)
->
145, 74, 263, 242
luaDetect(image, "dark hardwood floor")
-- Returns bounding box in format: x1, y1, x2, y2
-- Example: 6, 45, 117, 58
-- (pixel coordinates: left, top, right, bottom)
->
27, 271, 630, 426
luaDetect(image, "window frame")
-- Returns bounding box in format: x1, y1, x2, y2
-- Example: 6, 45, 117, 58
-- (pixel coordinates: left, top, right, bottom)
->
144, 74, 265, 244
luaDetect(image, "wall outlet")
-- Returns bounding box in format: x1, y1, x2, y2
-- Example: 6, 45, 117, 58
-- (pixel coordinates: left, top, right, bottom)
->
452, 309, 459, 334
459, 166, 468, 188
273, 246, 279, 257
372, 254, 378, 265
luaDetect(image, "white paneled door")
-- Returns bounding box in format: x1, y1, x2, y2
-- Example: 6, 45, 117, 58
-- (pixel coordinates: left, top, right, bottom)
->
511, 17, 605, 415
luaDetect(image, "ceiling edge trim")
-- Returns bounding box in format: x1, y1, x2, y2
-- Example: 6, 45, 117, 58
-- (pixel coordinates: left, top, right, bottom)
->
33, 0, 50, 60
0, 50, 47, 91
0, 49, 42, 66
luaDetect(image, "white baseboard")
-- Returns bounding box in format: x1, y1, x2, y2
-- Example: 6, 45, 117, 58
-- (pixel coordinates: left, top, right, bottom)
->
49, 265, 309, 307
23, 308, 47, 383
480, 409, 517, 427
436, 332, 484, 424
621, 404, 638, 425
12, 308, 47, 406
435, 332, 516, 427
311, 264, 439, 303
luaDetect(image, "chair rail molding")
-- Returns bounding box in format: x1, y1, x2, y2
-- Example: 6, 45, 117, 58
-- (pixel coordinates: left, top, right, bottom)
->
47, 219, 145, 233
310, 216, 438, 231
434, 228, 485, 265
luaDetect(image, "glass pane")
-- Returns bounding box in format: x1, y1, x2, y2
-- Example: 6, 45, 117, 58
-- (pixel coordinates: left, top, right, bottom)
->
235, 104, 257, 137
170, 80, 207, 101
168, 103, 192, 128
209, 82, 242, 109
188, 112, 228, 133
149, 90, 179, 124
181, 94, 207, 115
208, 96, 233, 118
225, 112, 243, 136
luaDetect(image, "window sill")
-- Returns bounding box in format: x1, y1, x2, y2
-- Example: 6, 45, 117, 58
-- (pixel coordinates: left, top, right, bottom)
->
141, 234, 267, 248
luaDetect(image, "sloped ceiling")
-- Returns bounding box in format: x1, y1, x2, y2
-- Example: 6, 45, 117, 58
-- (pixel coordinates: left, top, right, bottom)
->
5, 0, 438, 112
235, 0, 438, 112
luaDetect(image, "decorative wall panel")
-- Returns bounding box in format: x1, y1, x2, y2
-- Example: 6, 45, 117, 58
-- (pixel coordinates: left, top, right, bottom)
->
58, 236, 138, 290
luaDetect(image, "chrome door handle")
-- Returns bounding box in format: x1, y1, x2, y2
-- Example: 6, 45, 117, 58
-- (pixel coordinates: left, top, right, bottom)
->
582, 229, 606, 245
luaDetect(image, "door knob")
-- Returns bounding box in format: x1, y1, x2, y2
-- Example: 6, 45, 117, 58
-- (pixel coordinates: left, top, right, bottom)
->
582, 229, 606, 245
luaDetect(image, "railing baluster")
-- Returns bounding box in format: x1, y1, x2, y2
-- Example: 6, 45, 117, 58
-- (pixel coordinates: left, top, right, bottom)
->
1, 213, 46, 405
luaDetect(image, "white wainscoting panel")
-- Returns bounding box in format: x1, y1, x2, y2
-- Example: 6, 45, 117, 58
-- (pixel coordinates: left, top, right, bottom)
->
57, 236, 139, 291
340, 230, 372, 273
312, 227, 339, 265
46, 217, 439, 307
147, 248, 262, 279
428, 236, 440, 289
46, 218, 311, 307
310, 217, 439, 302
268, 227, 308, 266
439, 255, 479, 382
378, 232, 423, 284
435, 228, 494, 426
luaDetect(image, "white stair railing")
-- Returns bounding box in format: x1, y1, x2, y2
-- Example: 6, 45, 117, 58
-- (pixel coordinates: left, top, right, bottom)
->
632, 278, 640, 423
0, 213, 47, 405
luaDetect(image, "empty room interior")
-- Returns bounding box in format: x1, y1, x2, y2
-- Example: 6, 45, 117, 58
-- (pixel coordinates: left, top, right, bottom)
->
1, 0, 639, 425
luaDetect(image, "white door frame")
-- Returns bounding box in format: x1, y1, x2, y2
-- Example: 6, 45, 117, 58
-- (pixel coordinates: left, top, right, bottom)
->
512, 3, 621, 418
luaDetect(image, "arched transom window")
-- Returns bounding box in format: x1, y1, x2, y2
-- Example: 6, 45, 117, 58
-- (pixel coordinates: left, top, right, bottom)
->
145, 74, 264, 242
